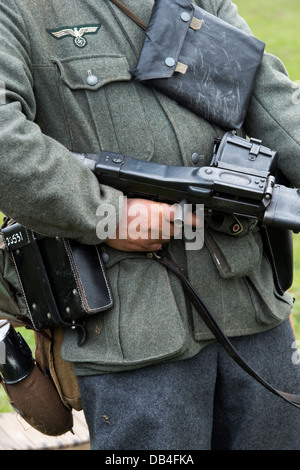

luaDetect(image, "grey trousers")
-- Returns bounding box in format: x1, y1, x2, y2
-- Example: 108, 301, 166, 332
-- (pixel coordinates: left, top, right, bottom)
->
78, 320, 300, 450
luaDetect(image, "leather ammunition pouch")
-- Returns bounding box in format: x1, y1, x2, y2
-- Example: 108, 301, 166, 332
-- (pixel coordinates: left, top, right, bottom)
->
1, 222, 113, 345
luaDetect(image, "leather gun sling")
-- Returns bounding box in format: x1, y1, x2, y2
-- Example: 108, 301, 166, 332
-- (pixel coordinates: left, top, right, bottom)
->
109, 0, 147, 30
154, 250, 300, 409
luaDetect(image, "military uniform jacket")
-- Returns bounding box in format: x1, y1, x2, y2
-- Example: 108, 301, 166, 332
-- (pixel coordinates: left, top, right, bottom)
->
0, 0, 298, 374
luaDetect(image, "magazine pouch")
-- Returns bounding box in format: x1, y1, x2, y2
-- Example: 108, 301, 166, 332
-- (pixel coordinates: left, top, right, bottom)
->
1, 223, 113, 345
131, 0, 265, 129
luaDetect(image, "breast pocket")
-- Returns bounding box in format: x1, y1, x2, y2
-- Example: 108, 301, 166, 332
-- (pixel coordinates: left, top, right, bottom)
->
52, 54, 154, 158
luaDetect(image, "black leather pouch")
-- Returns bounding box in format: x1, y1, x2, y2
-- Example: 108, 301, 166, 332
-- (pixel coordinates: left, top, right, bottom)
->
1, 223, 113, 345
131, 0, 265, 130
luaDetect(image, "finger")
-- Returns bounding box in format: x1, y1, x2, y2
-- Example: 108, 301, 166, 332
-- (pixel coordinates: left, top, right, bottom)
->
148, 243, 163, 252
182, 207, 204, 228
161, 203, 177, 223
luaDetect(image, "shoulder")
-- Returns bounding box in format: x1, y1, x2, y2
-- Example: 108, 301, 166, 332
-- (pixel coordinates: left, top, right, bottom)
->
0, 0, 57, 22
192, 0, 218, 15
192, 0, 252, 34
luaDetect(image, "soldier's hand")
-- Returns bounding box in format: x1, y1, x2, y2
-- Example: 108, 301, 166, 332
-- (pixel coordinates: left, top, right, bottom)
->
105, 198, 184, 252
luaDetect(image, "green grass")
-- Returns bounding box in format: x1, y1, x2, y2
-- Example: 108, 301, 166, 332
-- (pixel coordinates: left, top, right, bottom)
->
235, 0, 300, 82
290, 237, 300, 338
1, 0, 300, 411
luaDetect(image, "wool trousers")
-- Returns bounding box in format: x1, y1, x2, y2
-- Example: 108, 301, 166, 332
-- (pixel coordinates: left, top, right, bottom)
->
78, 320, 300, 450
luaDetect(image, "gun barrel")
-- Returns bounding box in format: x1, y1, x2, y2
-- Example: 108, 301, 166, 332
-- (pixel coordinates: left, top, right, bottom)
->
263, 185, 300, 232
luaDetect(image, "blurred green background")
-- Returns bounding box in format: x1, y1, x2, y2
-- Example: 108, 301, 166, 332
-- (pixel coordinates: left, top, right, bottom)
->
1, 0, 300, 411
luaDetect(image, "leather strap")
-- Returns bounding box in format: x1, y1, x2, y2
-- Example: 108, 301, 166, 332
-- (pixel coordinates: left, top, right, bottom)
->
109, 0, 147, 30
153, 249, 300, 409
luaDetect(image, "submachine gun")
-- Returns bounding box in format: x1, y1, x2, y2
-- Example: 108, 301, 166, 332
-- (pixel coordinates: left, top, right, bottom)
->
74, 131, 297, 292
75, 131, 300, 233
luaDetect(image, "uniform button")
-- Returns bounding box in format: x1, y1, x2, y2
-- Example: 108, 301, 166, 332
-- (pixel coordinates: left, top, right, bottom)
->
165, 57, 176, 67
191, 152, 200, 165
102, 252, 110, 264
181, 12, 191, 22
86, 71, 99, 86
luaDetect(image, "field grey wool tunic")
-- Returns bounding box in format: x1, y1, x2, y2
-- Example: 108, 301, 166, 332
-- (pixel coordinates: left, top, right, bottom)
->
0, 0, 299, 376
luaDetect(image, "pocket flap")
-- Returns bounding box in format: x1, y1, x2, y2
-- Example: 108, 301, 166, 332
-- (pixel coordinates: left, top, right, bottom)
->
1, 223, 113, 332
130, 0, 192, 80
205, 229, 262, 279
53, 54, 132, 90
